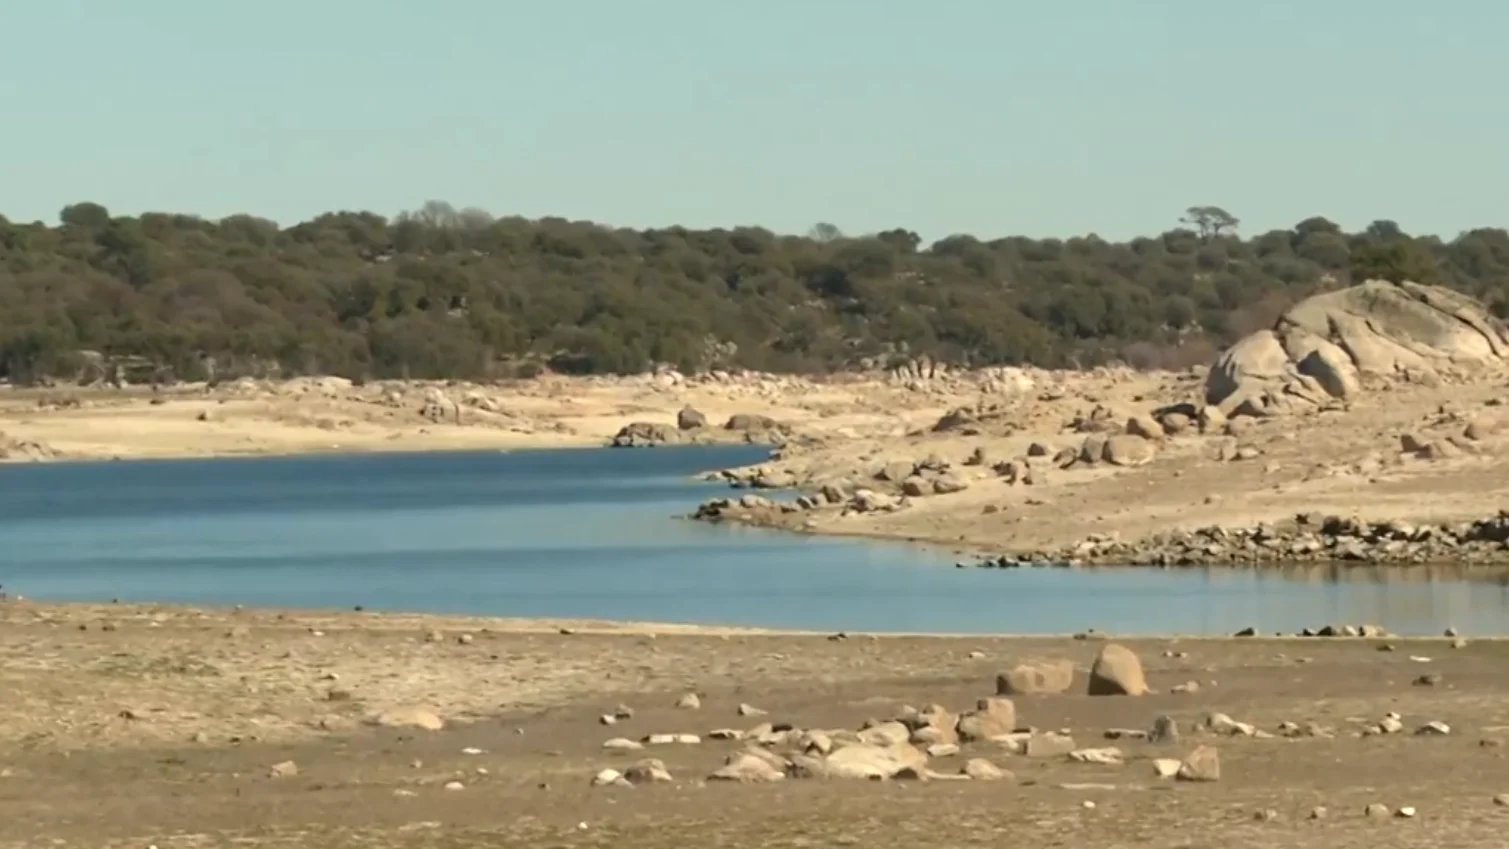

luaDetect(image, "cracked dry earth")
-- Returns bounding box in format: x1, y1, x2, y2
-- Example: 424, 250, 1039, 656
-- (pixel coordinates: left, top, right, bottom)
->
2, 604, 1509, 848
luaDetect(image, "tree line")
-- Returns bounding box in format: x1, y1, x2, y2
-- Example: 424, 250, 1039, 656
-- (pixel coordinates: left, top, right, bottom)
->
0, 200, 1498, 384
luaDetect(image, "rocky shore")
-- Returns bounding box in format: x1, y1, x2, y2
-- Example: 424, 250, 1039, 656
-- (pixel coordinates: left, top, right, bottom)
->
693, 493, 1509, 568
985, 512, 1509, 568
691, 488, 1509, 567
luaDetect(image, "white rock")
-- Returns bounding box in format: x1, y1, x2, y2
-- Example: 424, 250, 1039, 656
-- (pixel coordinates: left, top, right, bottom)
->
1069, 747, 1124, 765
591, 769, 626, 787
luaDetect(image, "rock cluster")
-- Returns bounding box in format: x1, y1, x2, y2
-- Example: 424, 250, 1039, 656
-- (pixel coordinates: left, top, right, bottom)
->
610, 411, 790, 448
591, 645, 1237, 787
988, 511, 1509, 567
1205, 280, 1509, 419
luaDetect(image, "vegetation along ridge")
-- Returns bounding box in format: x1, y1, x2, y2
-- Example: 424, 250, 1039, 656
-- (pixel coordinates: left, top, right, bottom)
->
0, 202, 1492, 384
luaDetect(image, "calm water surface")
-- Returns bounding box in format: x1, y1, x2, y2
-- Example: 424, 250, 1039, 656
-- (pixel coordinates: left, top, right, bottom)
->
2, 446, 1508, 635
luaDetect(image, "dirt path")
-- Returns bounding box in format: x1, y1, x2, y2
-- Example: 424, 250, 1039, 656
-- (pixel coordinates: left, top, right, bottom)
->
1, 602, 1506, 848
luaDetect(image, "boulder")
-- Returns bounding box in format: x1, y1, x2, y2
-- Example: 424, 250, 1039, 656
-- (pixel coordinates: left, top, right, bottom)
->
1125, 415, 1164, 441
1078, 434, 1108, 464
1205, 280, 1509, 418
956, 697, 1017, 741
1087, 644, 1148, 696
996, 660, 1075, 695
1102, 434, 1156, 467
622, 758, 673, 784
1176, 745, 1220, 781
612, 421, 678, 448
677, 406, 708, 430
905, 704, 959, 746
819, 743, 927, 779
931, 473, 968, 494
857, 720, 912, 747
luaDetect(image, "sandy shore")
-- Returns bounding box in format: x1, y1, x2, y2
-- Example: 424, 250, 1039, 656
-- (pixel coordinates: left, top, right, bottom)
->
1, 599, 1506, 848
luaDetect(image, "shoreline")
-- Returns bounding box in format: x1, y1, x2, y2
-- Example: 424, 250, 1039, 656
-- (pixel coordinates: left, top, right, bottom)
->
1, 436, 767, 467
4, 598, 1500, 641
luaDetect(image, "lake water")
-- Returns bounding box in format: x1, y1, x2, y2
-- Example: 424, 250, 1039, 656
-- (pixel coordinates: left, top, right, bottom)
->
2, 445, 1508, 636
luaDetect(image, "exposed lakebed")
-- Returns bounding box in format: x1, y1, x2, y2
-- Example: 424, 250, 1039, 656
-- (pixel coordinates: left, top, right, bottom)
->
1, 446, 1507, 635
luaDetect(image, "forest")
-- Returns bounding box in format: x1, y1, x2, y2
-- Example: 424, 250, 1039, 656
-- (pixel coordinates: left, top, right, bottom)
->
0, 201, 1497, 383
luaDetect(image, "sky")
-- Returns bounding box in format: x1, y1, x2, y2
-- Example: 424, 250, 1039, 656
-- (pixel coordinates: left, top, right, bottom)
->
1, 0, 1505, 242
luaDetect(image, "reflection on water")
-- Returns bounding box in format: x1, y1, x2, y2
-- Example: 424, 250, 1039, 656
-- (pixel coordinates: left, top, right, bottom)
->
2, 447, 1509, 636
1056, 563, 1509, 635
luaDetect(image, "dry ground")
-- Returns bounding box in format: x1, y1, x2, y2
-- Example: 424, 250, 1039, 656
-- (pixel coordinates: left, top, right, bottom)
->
0, 371, 919, 461
2, 602, 1508, 848
701, 368, 1509, 555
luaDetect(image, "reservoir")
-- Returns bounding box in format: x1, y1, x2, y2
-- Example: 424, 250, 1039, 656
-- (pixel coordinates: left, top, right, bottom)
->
1, 445, 1506, 635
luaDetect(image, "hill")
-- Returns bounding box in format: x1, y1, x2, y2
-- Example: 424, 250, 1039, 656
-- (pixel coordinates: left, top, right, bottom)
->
2, 201, 1507, 383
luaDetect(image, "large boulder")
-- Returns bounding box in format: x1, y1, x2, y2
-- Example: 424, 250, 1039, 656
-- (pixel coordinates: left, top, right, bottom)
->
1205, 280, 1509, 417
818, 742, 927, 779
1087, 644, 1148, 696
677, 405, 708, 430
996, 660, 1075, 695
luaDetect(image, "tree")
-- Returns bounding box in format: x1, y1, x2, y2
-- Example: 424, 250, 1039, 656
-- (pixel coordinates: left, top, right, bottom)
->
60, 202, 112, 230
1179, 206, 1240, 240
807, 222, 843, 242
1349, 239, 1440, 285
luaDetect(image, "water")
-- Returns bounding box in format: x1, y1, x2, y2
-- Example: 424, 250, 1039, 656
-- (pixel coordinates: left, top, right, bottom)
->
2, 446, 1508, 635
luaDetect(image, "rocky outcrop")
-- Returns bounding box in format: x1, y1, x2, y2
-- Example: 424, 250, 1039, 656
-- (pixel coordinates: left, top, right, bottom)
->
1205, 280, 1509, 418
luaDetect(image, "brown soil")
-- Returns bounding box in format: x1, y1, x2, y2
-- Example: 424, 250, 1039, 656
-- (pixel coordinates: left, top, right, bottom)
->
3, 602, 1507, 848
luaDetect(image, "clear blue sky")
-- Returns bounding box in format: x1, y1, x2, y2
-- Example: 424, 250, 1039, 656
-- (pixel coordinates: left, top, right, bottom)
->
2, 0, 1503, 241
